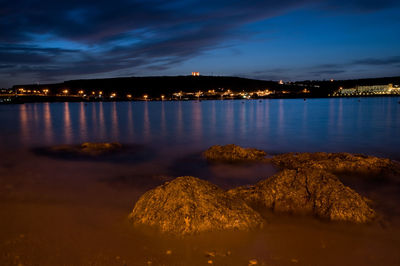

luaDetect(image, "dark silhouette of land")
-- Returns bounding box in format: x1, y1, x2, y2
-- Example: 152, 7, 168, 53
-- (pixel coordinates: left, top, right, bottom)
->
2, 75, 399, 103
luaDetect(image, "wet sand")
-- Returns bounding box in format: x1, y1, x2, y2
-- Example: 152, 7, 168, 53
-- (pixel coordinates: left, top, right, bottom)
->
1, 148, 400, 266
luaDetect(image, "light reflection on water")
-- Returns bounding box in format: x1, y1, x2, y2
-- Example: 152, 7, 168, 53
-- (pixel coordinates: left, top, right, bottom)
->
2, 97, 400, 159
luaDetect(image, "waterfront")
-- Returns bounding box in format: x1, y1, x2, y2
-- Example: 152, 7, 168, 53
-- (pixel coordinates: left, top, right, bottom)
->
1, 97, 400, 265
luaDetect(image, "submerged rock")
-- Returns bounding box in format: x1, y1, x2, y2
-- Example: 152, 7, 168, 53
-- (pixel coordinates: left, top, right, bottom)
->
129, 176, 263, 235
271, 152, 399, 175
203, 144, 267, 162
80, 142, 122, 155
50, 142, 122, 156
228, 169, 376, 223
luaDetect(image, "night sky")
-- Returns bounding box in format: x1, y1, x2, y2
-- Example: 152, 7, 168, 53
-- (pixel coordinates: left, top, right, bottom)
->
1, 0, 400, 88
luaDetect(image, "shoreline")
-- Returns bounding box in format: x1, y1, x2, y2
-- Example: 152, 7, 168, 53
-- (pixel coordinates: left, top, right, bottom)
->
1, 94, 400, 104
1, 147, 400, 265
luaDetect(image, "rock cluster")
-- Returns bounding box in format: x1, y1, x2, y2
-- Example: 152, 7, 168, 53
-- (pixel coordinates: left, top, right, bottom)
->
129, 176, 263, 235
129, 145, 387, 235
228, 169, 376, 223
271, 152, 398, 175
203, 144, 266, 162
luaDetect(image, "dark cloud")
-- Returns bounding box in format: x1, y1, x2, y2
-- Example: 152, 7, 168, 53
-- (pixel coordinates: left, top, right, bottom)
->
0, 0, 312, 86
352, 56, 400, 66
309, 69, 346, 75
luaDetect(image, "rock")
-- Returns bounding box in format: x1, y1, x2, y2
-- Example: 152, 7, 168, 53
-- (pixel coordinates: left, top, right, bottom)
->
50, 142, 122, 156
129, 176, 264, 235
228, 169, 376, 223
271, 152, 399, 176
203, 144, 267, 162
80, 142, 122, 155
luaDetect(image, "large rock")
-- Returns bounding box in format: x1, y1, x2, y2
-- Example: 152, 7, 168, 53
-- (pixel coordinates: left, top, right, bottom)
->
228, 169, 376, 223
203, 144, 267, 162
129, 176, 264, 235
271, 152, 399, 175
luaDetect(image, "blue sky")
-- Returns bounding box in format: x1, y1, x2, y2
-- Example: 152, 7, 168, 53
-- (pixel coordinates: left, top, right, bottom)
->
0, 0, 399, 88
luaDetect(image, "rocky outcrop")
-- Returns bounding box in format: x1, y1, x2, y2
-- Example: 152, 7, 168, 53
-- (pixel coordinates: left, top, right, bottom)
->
129, 176, 264, 235
228, 169, 376, 223
271, 152, 399, 175
203, 144, 267, 162
79, 142, 122, 155
50, 142, 122, 156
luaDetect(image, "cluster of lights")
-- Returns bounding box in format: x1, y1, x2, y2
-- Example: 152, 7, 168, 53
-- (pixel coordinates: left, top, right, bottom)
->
255, 89, 272, 96
332, 84, 400, 96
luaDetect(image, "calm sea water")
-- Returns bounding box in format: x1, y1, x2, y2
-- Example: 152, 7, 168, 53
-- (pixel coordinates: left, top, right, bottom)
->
1, 97, 399, 160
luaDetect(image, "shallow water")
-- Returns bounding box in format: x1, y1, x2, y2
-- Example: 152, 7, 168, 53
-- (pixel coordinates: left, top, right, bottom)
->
1, 98, 400, 265
1, 97, 400, 158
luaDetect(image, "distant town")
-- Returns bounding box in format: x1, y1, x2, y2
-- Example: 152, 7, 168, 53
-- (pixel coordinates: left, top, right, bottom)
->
1, 73, 399, 103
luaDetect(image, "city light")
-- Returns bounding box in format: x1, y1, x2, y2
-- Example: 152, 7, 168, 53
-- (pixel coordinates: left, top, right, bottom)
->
332, 84, 399, 96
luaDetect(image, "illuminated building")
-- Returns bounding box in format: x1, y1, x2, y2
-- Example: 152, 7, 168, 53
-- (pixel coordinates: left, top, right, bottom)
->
333, 84, 400, 96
